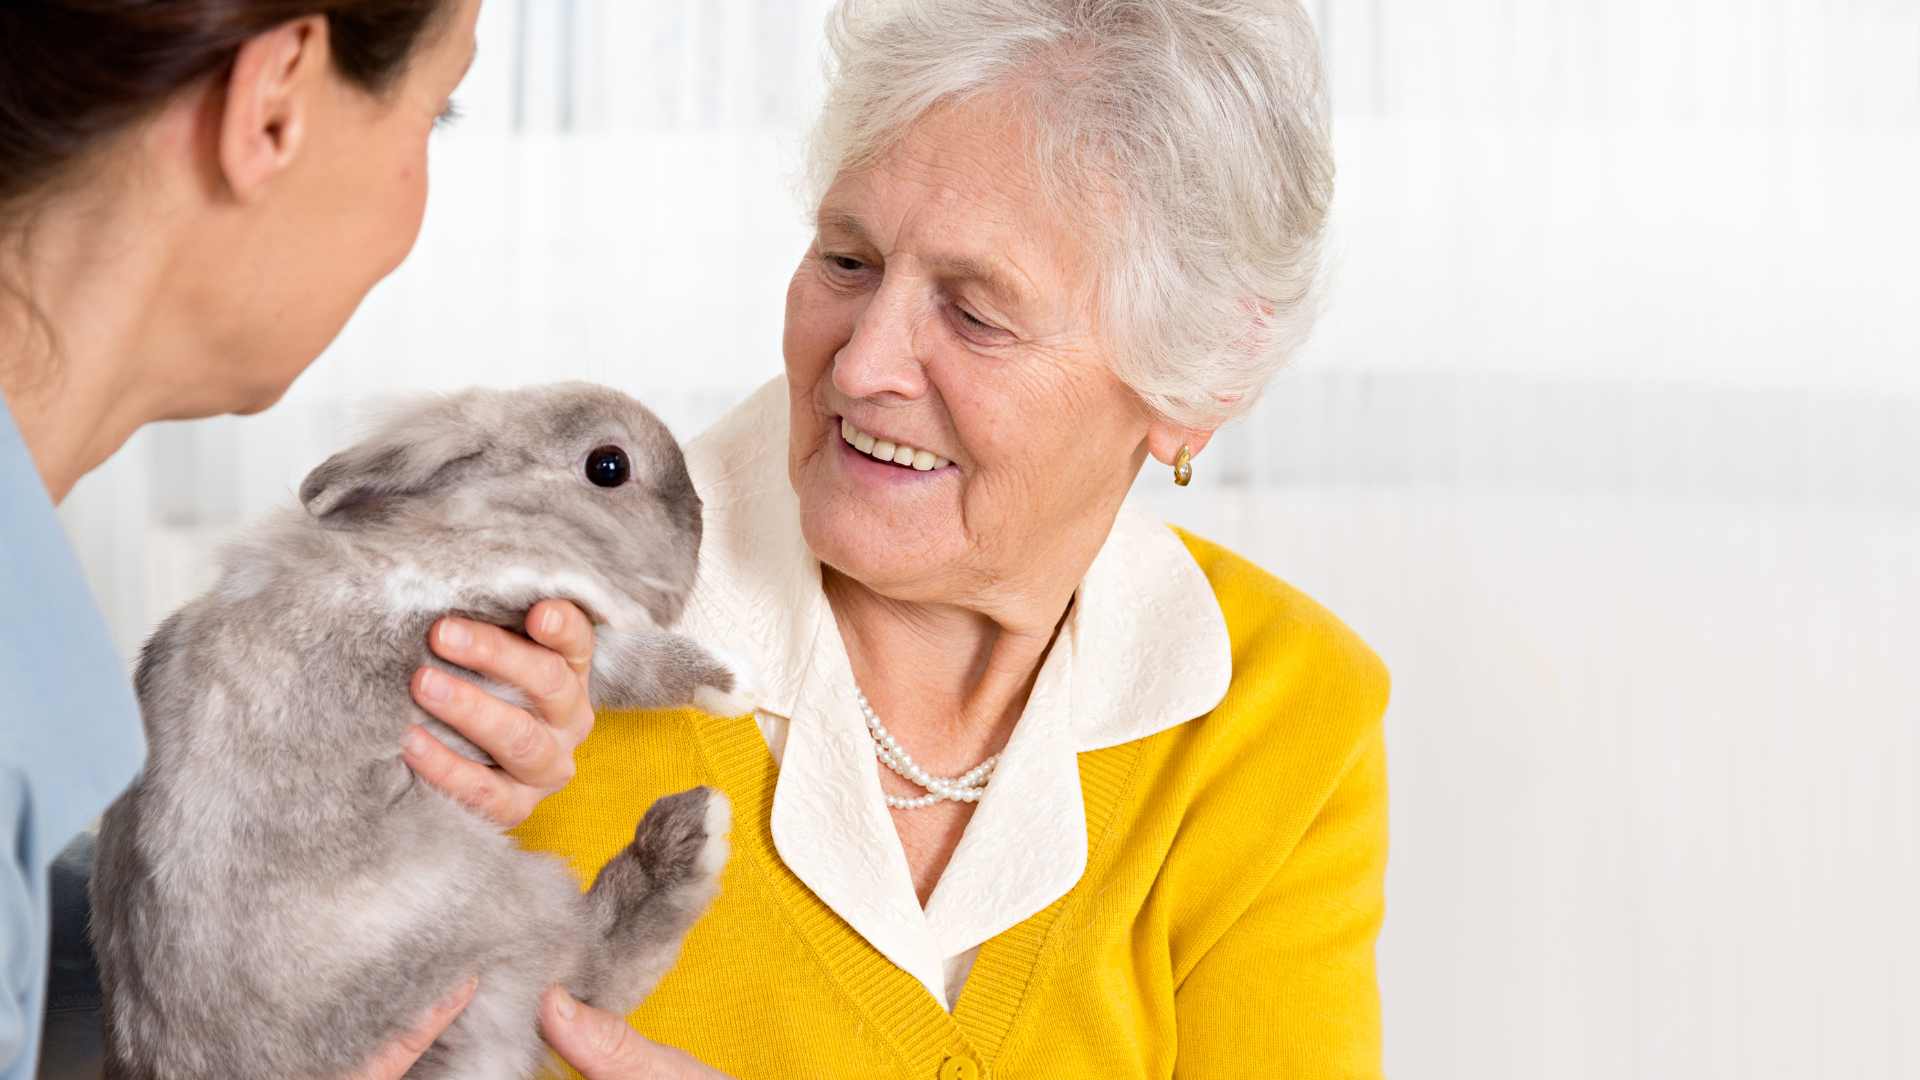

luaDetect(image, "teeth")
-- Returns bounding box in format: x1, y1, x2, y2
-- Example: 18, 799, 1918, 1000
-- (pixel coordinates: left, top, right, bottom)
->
839, 417, 952, 471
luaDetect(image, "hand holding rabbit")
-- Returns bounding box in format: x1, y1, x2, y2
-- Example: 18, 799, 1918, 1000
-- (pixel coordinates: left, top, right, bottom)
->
404, 601, 599, 828
538, 987, 737, 1080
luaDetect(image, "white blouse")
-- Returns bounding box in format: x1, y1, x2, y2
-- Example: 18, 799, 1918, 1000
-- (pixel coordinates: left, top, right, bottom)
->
672, 378, 1233, 1008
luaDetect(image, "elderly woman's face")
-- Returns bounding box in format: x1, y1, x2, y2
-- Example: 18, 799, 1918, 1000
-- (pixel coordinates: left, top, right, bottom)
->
783, 100, 1157, 608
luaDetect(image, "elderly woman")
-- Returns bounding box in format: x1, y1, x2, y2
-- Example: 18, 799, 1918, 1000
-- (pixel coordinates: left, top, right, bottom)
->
489, 0, 1388, 1076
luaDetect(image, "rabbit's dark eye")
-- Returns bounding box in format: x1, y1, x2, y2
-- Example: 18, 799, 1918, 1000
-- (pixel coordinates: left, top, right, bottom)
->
586, 445, 631, 488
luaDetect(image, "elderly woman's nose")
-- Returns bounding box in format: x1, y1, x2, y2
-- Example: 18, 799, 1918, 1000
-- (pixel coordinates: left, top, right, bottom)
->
831, 287, 929, 400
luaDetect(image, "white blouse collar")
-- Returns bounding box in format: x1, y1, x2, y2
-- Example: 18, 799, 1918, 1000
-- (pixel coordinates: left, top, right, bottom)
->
674, 377, 1232, 1004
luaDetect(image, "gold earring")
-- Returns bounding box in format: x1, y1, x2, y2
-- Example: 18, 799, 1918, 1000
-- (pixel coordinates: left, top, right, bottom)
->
1172, 445, 1193, 487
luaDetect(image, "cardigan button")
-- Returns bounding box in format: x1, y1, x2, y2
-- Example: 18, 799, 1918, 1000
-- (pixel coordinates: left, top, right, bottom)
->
939, 1055, 982, 1080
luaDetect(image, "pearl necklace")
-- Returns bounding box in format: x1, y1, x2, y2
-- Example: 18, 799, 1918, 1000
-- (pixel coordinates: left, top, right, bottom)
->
855, 689, 1001, 811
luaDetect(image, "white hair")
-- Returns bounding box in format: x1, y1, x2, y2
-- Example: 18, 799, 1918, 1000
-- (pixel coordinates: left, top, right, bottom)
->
807, 0, 1334, 429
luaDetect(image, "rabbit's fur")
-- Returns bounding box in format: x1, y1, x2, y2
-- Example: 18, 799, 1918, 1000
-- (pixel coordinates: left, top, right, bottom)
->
90, 384, 750, 1080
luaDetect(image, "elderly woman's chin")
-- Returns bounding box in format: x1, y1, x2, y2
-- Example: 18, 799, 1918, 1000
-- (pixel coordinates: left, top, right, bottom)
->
791, 425, 968, 598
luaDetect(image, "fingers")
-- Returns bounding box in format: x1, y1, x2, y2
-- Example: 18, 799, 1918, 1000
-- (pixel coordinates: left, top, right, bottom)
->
409, 664, 574, 790
403, 601, 599, 828
401, 723, 539, 828
540, 987, 730, 1080
527, 599, 596, 679
346, 976, 477, 1080
540, 986, 650, 1079
426, 614, 592, 739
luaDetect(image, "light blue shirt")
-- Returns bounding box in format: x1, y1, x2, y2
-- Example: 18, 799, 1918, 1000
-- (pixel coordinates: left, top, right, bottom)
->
0, 392, 145, 1078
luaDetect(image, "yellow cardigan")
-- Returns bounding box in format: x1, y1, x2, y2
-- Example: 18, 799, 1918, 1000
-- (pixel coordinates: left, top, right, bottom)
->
514, 531, 1390, 1079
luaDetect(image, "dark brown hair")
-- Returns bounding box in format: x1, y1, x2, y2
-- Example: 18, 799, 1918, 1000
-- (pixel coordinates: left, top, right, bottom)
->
0, 0, 451, 213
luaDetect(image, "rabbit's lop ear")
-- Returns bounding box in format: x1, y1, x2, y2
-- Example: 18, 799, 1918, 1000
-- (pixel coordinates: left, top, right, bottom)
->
299, 418, 488, 522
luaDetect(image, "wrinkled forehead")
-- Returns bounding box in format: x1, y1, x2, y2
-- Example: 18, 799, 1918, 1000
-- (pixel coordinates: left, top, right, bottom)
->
819, 97, 1110, 311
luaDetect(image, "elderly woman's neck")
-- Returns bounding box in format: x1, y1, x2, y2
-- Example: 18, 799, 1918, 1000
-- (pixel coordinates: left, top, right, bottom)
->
822, 567, 1068, 743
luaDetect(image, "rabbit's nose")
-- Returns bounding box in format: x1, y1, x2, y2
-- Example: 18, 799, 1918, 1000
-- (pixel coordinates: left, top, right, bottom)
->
675, 489, 704, 551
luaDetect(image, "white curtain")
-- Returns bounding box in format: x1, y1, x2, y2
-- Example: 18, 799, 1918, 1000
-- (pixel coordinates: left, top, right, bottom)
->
59, 3, 1920, 1076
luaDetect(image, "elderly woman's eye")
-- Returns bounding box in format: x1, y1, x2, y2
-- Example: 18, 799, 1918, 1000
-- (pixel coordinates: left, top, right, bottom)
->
951, 303, 1005, 338
824, 254, 866, 273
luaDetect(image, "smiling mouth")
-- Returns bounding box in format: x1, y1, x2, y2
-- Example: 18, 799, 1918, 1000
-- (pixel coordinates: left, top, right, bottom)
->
839, 417, 953, 472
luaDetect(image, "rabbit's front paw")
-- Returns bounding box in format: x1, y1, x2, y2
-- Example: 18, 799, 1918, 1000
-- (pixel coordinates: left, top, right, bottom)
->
691, 649, 760, 717
582, 786, 731, 1013
632, 786, 731, 894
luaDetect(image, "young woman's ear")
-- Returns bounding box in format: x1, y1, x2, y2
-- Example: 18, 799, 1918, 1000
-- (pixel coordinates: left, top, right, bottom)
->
217, 16, 330, 199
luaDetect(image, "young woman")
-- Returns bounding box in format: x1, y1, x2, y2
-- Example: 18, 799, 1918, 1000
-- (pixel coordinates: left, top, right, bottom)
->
0, 3, 698, 1076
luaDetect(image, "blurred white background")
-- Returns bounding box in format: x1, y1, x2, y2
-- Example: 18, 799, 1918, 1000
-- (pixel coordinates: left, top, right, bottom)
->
59, 2, 1920, 1077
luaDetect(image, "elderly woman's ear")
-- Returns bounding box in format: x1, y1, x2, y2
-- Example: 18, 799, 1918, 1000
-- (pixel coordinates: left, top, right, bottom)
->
1146, 424, 1216, 472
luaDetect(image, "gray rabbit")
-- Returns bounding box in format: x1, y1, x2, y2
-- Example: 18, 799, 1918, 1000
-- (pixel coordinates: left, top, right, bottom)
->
90, 383, 751, 1080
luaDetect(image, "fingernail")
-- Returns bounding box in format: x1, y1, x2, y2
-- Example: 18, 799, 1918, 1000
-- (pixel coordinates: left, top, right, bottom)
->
441, 976, 478, 1009
549, 986, 577, 1021
402, 726, 431, 757
541, 607, 562, 636
419, 669, 450, 702
439, 619, 471, 649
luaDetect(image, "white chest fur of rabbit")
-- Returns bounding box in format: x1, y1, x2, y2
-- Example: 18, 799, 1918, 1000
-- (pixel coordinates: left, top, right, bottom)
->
89, 384, 751, 1080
